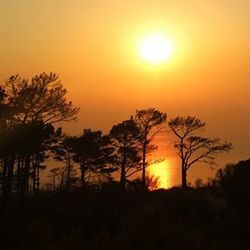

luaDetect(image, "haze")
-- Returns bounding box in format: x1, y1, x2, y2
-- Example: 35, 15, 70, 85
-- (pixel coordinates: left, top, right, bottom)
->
1, 0, 249, 185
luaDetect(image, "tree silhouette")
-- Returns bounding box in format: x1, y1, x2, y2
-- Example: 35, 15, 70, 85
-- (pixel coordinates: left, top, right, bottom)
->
0, 121, 62, 199
0, 73, 79, 201
52, 135, 78, 191
53, 129, 115, 189
71, 129, 115, 187
109, 118, 141, 188
4, 73, 79, 124
168, 116, 232, 188
48, 167, 61, 191
214, 159, 250, 208
134, 108, 167, 189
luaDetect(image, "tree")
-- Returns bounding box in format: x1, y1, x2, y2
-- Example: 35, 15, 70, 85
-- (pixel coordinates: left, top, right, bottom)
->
168, 116, 232, 188
4, 73, 79, 124
134, 108, 167, 189
213, 159, 250, 209
52, 135, 77, 191
48, 167, 61, 191
71, 129, 115, 187
17, 121, 62, 197
0, 73, 79, 201
109, 118, 141, 188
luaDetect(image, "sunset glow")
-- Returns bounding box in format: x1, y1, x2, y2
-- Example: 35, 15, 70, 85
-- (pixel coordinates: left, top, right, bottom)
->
1, 1, 249, 247
1, 1, 249, 187
149, 160, 172, 189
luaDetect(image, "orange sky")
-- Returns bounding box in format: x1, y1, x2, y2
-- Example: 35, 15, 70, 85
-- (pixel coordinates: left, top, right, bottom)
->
0, 0, 250, 186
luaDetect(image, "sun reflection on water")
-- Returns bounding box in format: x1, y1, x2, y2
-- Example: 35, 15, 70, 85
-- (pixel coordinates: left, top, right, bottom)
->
148, 160, 172, 189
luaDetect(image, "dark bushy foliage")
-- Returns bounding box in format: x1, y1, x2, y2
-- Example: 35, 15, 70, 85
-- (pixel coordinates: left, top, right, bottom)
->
214, 159, 250, 210
1, 187, 249, 250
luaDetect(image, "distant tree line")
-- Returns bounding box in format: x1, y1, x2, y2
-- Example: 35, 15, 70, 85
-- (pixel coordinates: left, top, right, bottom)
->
0, 73, 232, 204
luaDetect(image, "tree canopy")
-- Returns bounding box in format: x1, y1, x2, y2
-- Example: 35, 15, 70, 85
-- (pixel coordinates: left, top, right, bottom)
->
168, 116, 232, 188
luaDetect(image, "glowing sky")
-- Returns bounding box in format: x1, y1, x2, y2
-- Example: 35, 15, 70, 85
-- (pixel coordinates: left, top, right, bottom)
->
0, 0, 250, 186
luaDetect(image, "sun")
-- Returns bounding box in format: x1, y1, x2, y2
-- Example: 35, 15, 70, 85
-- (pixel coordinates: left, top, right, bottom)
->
139, 34, 173, 64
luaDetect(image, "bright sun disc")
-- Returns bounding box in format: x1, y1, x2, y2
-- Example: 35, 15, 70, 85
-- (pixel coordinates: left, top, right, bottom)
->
139, 34, 173, 64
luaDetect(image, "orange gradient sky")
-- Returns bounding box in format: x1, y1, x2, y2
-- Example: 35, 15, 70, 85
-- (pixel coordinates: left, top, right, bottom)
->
1, 0, 250, 187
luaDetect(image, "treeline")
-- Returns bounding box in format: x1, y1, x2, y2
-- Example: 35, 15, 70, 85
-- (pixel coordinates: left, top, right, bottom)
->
0, 73, 232, 204
1, 158, 250, 250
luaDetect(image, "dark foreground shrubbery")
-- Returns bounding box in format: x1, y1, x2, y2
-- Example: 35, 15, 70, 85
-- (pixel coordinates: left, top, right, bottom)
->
0, 186, 250, 250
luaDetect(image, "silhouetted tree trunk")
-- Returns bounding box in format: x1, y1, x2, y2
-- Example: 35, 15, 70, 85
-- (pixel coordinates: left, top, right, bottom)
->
182, 164, 187, 188
59, 170, 65, 190
16, 156, 21, 197
65, 152, 72, 192
120, 156, 126, 188
1, 157, 8, 202
142, 141, 147, 189
32, 161, 36, 195
36, 167, 40, 194
2, 157, 15, 203
180, 138, 187, 189
20, 156, 31, 200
